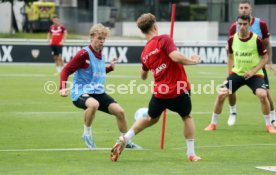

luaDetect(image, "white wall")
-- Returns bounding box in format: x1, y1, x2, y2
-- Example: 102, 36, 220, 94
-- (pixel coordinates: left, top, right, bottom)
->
0, 2, 11, 33
121, 21, 219, 42
0, 1, 24, 33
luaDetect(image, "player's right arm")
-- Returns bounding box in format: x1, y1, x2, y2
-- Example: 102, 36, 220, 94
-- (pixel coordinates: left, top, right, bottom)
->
47, 32, 52, 44
159, 35, 200, 65
226, 22, 236, 52
59, 50, 87, 97
227, 36, 234, 75
169, 51, 200, 65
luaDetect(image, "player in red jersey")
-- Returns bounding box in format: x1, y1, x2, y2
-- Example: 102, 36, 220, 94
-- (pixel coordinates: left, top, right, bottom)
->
226, 0, 276, 127
110, 13, 201, 162
47, 15, 67, 74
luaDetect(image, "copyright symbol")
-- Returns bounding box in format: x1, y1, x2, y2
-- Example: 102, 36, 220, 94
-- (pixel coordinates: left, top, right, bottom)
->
44, 81, 57, 95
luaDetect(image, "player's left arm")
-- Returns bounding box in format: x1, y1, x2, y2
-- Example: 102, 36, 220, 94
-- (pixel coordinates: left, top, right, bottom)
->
245, 54, 268, 80
260, 20, 275, 73
106, 58, 117, 73
263, 38, 276, 73
244, 38, 268, 79
61, 28, 68, 45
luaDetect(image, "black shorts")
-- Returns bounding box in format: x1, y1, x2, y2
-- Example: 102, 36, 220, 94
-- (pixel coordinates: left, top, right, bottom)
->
73, 93, 117, 114
148, 92, 192, 119
50, 45, 62, 56
224, 73, 266, 94
262, 68, 270, 89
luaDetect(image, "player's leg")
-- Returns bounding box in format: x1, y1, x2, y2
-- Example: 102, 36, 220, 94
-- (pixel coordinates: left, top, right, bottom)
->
110, 95, 164, 161
247, 76, 276, 133
263, 68, 276, 126
51, 46, 61, 74
267, 90, 276, 126
168, 92, 200, 161
205, 74, 243, 131
56, 46, 64, 73
73, 94, 99, 148
227, 93, 237, 126
182, 116, 201, 161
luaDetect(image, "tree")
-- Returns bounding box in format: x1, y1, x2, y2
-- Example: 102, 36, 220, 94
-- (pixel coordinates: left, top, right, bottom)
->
1, 0, 37, 33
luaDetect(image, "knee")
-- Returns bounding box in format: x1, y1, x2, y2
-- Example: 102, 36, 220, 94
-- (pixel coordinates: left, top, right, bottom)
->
86, 101, 99, 111
146, 116, 159, 124
256, 90, 267, 102
217, 92, 228, 103
116, 108, 125, 118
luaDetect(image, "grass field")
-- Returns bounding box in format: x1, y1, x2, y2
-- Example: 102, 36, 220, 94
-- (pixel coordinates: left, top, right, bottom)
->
0, 64, 275, 175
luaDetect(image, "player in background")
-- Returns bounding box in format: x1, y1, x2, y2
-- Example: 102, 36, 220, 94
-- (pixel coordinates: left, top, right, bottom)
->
205, 14, 276, 133
59, 24, 140, 149
110, 13, 201, 162
227, 0, 276, 127
48, 15, 67, 74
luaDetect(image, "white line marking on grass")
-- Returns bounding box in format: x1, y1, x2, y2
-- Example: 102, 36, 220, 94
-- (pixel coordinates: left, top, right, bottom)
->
0, 73, 50, 77
3, 111, 211, 115
0, 148, 147, 152
8, 112, 80, 115
0, 73, 137, 78
175, 143, 276, 150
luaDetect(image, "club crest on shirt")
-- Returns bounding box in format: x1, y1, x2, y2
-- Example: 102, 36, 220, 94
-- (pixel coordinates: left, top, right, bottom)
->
31, 49, 40, 58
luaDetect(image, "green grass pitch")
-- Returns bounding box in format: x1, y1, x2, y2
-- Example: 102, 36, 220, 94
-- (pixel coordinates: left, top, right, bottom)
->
0, 64, 275, 175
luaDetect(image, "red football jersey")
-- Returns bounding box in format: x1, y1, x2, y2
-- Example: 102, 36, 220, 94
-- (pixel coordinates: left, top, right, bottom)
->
141, 34, 190, 99
49, 24, 66, 45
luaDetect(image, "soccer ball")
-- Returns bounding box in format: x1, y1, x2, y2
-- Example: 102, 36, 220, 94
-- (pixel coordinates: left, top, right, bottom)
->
134, 107, 148, 121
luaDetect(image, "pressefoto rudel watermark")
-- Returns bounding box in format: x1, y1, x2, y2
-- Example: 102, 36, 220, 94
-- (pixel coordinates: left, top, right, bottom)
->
44, 80, 232, 95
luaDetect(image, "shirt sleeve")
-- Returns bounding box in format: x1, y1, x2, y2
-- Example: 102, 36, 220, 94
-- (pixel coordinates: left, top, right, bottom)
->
227, 36, 234, 54
62, 25, 67, 33
48, 26, 52, 34
141, 63, 149, 71
257, 36, 267, 56
59, 49, 87, 89
228, 22, 236, 38
159, 35, 177, 55
106, 66, 114, 73
259, 19, 270, 39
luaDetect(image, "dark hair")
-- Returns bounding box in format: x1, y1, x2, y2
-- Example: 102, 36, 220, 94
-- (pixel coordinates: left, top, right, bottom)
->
52, 15, 58, 19
239, 0, 251, 5
136, 13, 156, 34
237, 14, 250, 22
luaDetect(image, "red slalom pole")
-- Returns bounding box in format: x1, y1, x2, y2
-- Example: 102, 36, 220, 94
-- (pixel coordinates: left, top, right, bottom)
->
160, 1, 176, 150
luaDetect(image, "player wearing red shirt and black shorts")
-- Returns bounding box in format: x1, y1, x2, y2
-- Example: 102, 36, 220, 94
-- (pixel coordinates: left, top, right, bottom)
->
48, 15, 67, 74
110, 13, 201, 162
141, 34, 192, 119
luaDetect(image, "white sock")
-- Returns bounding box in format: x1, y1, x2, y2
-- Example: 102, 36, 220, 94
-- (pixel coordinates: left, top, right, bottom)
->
229, 105, 236, 114
264, 115, 271, 125
123, 129, 135, 142
211, 113, 219, 124
270, 110, 276, 121
83, 125, 92, 135
186, 139, 195, 156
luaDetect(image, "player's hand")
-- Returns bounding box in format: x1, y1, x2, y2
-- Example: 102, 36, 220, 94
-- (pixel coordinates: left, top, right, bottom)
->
191, 54, 201, 64
110, 58, 118, 69
267, 63, 276, 75
59, 89, 68, 97
244, 71, 254, 80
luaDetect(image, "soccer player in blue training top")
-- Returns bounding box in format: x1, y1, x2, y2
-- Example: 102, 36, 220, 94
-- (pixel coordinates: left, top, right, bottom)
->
226, 0, 276, 127
59, 24, 141, 149
205, 15, 276, 133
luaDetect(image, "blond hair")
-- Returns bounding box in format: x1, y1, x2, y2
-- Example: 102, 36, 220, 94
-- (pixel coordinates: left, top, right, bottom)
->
89, 23, 110, 36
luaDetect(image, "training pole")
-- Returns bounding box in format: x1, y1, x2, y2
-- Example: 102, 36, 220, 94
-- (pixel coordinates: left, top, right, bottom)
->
160, 1, 176, 150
